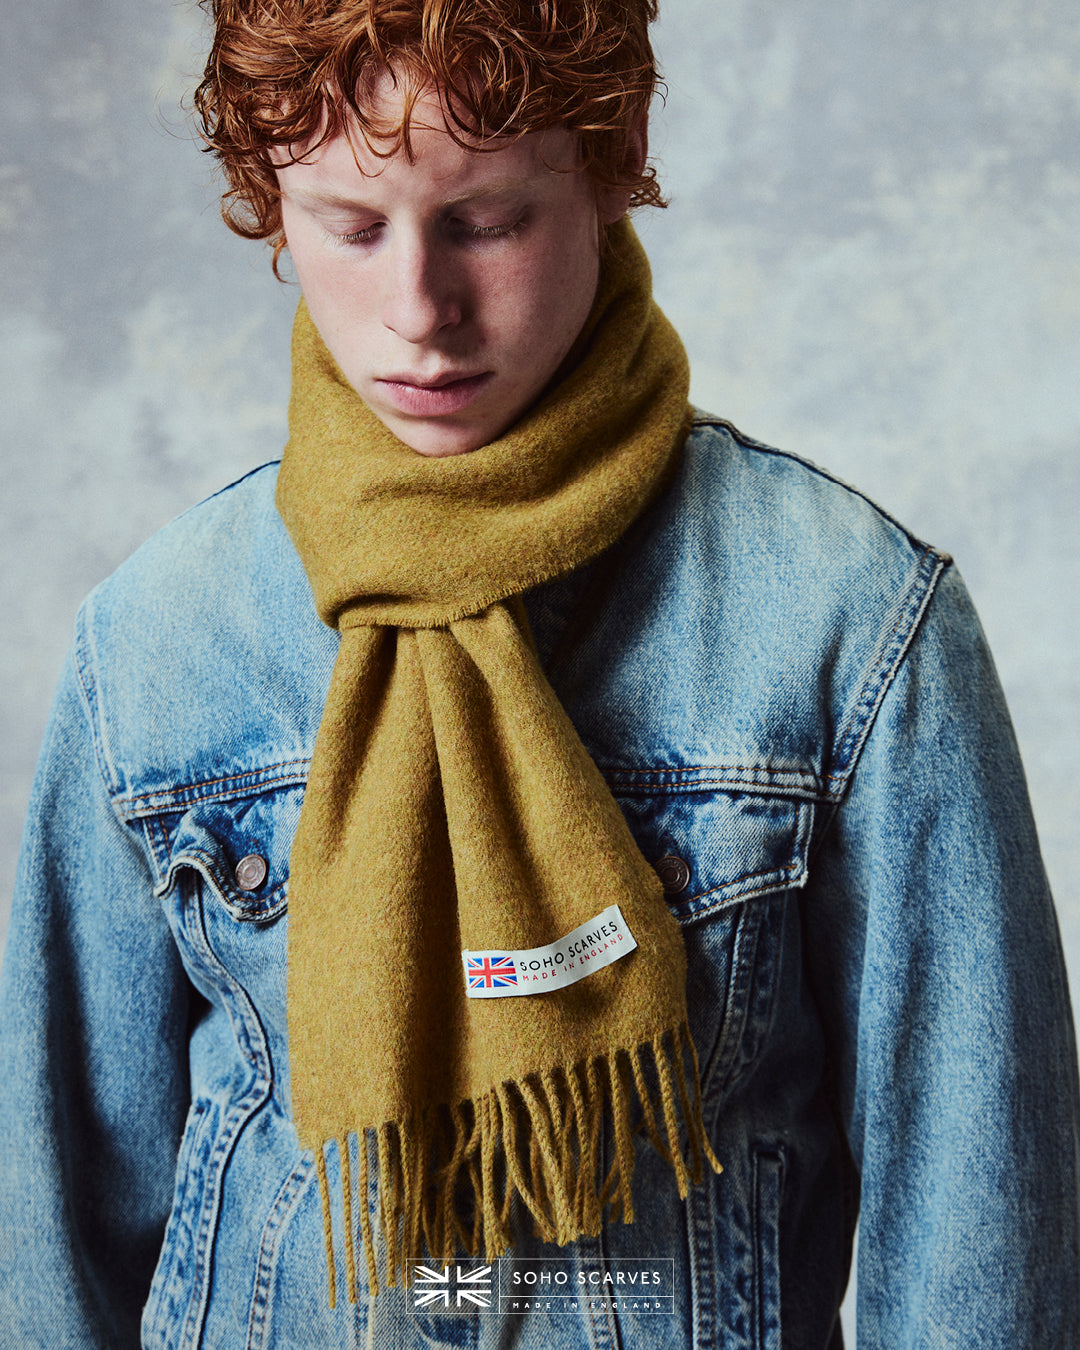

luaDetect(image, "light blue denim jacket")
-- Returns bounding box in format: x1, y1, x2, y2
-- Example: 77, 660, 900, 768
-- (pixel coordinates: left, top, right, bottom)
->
2, 416, 1078, 1349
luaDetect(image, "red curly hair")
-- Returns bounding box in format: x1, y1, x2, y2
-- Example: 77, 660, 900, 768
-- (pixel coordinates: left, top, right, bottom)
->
194, 0, 665, 263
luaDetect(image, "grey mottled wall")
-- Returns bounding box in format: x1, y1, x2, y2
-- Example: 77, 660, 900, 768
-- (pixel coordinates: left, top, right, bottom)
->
3, 0, 1078, 1054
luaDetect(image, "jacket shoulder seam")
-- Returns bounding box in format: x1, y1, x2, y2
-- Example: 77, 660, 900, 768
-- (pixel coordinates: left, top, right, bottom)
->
690, 412, 951, 561
823, 547, 952, 797
71, 603, 127, 813
169, 458, 282, 524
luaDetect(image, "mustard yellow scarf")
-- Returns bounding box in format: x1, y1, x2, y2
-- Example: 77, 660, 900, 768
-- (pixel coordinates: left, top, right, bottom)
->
277, 219, 720, 1305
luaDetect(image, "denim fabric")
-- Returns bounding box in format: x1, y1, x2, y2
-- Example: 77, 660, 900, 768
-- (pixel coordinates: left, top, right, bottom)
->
1, 416, 1077, 1348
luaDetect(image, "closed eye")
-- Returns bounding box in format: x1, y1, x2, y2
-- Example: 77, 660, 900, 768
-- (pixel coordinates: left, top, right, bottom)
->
336, 222, 382, 247
448, 217, 526, 244
456, 219, 523, 242
332, 215, 525, 249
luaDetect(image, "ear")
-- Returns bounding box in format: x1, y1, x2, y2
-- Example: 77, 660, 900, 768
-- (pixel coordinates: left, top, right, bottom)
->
597, 114, 649, 226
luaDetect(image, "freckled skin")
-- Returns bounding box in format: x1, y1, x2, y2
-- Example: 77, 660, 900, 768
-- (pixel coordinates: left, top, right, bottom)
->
275, 82, 632, 458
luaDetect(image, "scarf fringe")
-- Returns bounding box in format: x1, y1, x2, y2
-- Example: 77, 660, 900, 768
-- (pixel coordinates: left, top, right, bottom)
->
313, 1022, 721, 1307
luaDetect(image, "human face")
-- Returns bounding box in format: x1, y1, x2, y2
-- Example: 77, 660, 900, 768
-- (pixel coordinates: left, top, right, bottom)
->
275, 85, 627, 457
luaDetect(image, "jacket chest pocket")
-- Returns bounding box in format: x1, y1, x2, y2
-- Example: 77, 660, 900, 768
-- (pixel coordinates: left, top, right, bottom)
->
611, 784, 815, 1098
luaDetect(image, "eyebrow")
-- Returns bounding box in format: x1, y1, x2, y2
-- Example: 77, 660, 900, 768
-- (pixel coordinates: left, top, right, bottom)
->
284, 175, 544, 213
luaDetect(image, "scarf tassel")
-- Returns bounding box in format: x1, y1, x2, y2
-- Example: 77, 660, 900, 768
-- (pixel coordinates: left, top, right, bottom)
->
313, 1022, 722, 1308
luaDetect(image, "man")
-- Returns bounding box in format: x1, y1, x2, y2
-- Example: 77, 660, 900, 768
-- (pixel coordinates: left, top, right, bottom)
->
2, 1, 1077, 1346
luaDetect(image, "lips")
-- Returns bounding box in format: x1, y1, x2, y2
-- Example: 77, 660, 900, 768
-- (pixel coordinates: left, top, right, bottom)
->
376, 370, 494, 417
385, 369, 484, 389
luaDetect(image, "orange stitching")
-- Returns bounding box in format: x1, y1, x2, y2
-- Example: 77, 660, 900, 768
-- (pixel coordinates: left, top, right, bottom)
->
620, 775, 817, 790
118, 759, 311, 806
119, 772, 310, 818
613, 775, 828, 801
828, 549, 946, 780
677, 857, 801, 905
164, 845, 288, 911
673, 863, 803, 915
609, 762, 817, 778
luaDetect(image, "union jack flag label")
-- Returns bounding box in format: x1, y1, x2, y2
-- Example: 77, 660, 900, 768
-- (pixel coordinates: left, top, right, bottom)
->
462, 906, 636, 999
466, 954, 518, 992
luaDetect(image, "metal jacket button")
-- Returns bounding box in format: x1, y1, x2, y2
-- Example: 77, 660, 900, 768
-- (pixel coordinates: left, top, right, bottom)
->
235, 854, 269, 891
655, 854, 691, 896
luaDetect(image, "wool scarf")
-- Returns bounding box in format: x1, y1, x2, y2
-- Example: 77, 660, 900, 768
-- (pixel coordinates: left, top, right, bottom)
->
277, 218, 721, 1306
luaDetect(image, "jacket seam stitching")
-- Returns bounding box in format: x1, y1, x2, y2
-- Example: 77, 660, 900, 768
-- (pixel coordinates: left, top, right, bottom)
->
115, 764, 312, 818
609, 763, 815, 777
70, 604, 153, 847
157, 844, 288, 911
691, 413, 951, 559
824, 548, 950, 793
669, 800, 813, 918
675, 861, 801, 910
68, 610, 181, 902
610, 775, 824, 801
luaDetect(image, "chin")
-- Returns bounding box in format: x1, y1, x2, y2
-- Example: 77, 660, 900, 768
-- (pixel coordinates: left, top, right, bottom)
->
396, 426, 490, 458
372, 407, 506, 458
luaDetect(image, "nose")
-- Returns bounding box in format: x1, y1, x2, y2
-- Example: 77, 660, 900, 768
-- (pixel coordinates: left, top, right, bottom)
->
381, 234, 462, 343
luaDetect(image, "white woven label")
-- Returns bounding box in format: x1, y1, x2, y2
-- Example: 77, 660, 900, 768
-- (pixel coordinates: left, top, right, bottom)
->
462, 905, 636, 999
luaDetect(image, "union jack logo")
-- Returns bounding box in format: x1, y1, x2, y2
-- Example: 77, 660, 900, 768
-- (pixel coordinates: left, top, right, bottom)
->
411, 1263, 493, 1310
467, 955, 517, 990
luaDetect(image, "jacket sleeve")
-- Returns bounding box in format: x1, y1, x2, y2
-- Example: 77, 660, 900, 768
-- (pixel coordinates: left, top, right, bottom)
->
805, 563, 1080, 1348
0, 643, 191, 1348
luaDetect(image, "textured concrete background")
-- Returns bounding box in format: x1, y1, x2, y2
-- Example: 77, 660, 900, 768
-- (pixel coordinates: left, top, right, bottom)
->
2, 5, 1078, 1318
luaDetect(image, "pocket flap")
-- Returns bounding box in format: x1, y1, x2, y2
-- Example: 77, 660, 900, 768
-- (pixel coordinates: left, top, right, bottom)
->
155, 786, 302, 922
614, 787, 814, 923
